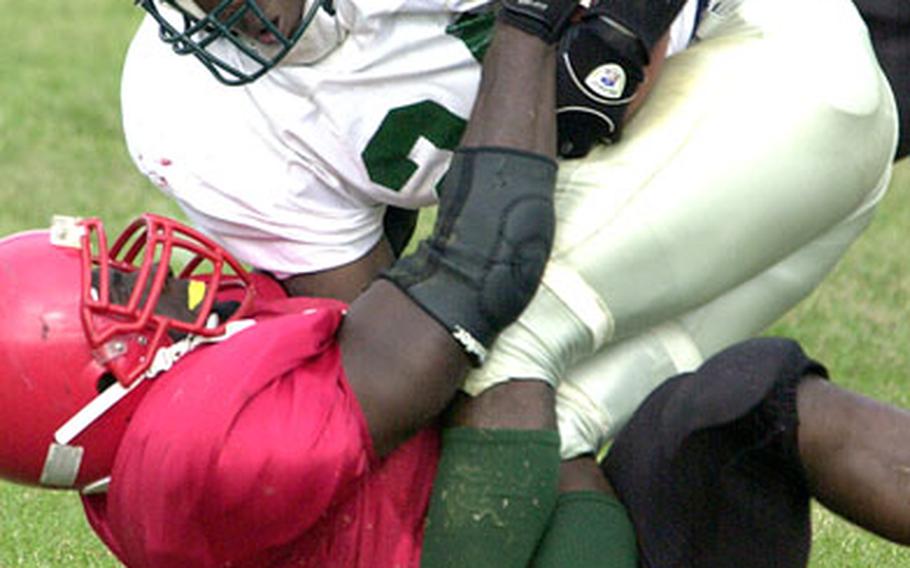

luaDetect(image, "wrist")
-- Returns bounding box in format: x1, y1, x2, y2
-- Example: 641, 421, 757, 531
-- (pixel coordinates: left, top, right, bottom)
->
448, 380, 557, 430
497, 0, 579, 44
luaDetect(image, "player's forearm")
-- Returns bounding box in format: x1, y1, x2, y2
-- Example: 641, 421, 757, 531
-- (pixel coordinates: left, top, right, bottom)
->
344, 22, 559, 455
340, 281, 470, 456
461, 23, 557, 159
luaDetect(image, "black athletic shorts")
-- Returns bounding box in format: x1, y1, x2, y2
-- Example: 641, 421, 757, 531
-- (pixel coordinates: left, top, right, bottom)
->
603, 337, 828, 568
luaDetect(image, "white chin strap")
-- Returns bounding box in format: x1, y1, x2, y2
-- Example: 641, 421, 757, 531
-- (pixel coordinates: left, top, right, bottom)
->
40, 319, 255, 492
40, 381, 138, 489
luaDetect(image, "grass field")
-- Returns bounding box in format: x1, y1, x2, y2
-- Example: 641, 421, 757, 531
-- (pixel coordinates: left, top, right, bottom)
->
1, 1, 909, 566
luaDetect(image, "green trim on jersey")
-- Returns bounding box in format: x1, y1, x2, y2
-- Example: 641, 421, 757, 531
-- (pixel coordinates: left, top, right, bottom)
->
446, 10, 495, 62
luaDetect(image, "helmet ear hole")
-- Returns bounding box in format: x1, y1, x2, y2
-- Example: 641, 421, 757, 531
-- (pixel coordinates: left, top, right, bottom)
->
96, 373, 117, 394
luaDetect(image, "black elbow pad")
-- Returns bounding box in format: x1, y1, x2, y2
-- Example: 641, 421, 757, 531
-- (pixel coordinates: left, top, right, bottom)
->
381, 147, 556, 364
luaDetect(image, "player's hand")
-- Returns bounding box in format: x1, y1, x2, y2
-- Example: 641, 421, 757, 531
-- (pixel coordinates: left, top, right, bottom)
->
497, 0, 580, 44
555, 5, 649, 158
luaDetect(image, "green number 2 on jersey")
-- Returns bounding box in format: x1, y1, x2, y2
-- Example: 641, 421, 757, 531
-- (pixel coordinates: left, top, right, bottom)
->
361, 11, 494, 195
361, 101, 467, 194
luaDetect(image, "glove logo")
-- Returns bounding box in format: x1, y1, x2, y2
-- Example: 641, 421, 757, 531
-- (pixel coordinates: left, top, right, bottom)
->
584, 63, 626, 100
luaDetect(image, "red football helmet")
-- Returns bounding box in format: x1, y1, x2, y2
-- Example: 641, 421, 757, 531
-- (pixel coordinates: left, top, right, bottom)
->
0, 214, 254, 491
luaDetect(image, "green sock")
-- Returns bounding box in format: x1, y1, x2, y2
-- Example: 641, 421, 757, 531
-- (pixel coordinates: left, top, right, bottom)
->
530, 491, 638, 568
420, 427, 560, 568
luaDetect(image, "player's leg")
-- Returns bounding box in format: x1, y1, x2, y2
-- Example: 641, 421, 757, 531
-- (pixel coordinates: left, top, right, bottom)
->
602, 338, 910, 567
797, 377, 910, 544
548, 0, 898, 347
420, 382, 562, 568
602, 337, 823, 567
463, 0, 898, 398
557, 195, 881, 457
528, 458, 637, 568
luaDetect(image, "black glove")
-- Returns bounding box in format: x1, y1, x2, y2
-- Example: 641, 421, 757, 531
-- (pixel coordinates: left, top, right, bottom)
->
498, 0, 579, 44
555, 0, 688, 158
556, 11, 648, 158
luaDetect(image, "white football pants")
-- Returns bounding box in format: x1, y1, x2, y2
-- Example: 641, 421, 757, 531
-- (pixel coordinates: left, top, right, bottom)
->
464, 0, 900, 458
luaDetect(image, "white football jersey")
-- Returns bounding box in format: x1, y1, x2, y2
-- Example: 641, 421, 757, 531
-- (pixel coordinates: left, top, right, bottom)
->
122, 0, 698, 276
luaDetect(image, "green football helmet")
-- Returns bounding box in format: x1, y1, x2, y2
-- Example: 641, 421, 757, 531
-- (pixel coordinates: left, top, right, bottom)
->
138, 0, 335, 85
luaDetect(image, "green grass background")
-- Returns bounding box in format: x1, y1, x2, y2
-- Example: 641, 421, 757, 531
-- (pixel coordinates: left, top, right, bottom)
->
0, 1, 908, 565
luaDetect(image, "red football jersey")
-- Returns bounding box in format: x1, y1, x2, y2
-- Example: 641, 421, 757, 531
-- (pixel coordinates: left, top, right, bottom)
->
82, 292, 440, 567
